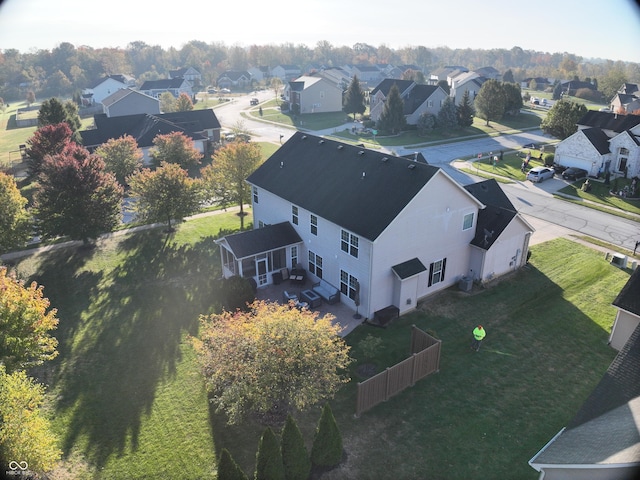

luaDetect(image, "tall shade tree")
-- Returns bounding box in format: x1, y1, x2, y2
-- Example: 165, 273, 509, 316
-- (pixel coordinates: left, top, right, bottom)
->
34, 143, 123, 245
149, 131, 203, 168
456, 89, 475, 127
377, 83, 406, 134
502, 82, 524, 115
0, 173, 31, 254
342, 75, 366, 121
25, 122, 74, 179
0, 365, 62, 473
474, 79, 506, 126
175, 92, 194, 111
193, 300, 352, 425
94, 134, 144, 187
541, 100, 588, 139
159, 91, 177, 113
37, 97, 81, 141
128, 161, 202, 231
0, 267, 59, 373
201, 141, 263, 230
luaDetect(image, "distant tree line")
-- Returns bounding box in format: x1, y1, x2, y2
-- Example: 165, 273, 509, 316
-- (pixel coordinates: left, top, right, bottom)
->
1, 40, 638, 102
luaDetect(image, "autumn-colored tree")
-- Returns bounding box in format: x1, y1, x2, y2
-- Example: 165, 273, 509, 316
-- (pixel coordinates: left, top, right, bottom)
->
34, 143, 123, 245
255, 427, 285, 480
25, 122, 74, 179
149, 131, 203, 168
281, 414, 311, 480
26, 90, 36, 106
0, 173, 31, 254
128, 161, 202, 231
310, 403, 343, 468
0, 267, 58, 372
193, 300, 352, 425
175, 92, 194, 111
0, 365, 61, 473
201, 141, 263, 230
94, 134, 144, 187
218, 448, 248, 480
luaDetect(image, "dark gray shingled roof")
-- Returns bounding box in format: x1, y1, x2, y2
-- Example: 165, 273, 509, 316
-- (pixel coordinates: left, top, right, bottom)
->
392, 258, 427, 280
577, 111, 640, 133
221, 222, 302, 259
581, 127, 612, 155
246, 132, 441, 241
613, 267, 640, 318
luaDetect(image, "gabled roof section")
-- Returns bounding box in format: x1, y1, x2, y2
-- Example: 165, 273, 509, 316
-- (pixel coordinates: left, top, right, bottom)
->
464, 179, 514, 211
578, 111, 640, 133
392, 258, 427, 280
581, 127, 611, 154
247, 132, 442, 241
404, 85, 439, 114
370, 79, 414, 97
218, 222, 302, 259
613, 267, 640, 317
80, 110, 220, 149
218, 70, 251, 81
102, 88, 157, 107
139, 78, 187, 90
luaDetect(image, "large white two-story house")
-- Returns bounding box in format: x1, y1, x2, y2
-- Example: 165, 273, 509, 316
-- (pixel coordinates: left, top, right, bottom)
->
216, 132, 534, 319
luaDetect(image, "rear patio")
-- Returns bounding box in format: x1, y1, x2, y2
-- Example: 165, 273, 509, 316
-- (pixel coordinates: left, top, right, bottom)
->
254, 280, 366, 336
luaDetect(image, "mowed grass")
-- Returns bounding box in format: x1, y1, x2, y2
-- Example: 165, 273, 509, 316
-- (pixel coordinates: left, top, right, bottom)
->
11, 207, 631, 480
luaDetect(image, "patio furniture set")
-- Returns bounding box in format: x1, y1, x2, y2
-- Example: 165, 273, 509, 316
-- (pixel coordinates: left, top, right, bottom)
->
277, 266, 340, 310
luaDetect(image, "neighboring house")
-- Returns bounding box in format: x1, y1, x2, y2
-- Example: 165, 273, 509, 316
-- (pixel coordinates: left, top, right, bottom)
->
102, 88, 160, 117
369, 79, 448, 125
215, 132, 533, 319
473, 66, 501, 81
428, 66, 468, 84
554, 112, 640, 178
560, 80, 596, 95
450, 72, 486, 104
139, 78, 193, 99
169, 67, 202, 87
529, 316, 640, 479
80, 109, 221, 163
609, 266, 640, 350
521, 77, 552, 90
316, 67, 352, 91
87, 74, 136, 105
248, 66, 270, 82
216, 71, 252, 89
271, 64, 302, 82
610, 83, 640, 113
347, 64, 383, 87
284, 76, 343, 114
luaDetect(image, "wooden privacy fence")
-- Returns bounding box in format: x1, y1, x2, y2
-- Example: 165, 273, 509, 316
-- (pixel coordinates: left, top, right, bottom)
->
356, 325, 441, 417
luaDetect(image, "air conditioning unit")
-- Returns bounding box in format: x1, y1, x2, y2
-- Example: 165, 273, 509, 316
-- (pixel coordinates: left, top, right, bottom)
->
458, 276, 473, 292
611, 253, 627, 269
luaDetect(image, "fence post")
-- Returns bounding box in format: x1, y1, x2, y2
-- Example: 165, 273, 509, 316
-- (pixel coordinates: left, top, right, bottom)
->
410, 353, 417, 386
384, 367, 391, 401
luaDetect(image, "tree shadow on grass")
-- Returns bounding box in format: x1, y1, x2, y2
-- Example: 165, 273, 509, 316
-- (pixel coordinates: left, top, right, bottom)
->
51, 229, 222, 468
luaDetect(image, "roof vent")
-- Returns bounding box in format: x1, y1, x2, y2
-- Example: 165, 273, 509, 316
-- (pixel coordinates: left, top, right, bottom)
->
302, 135, 307, 140
358, 151, 365, 155
280, 161, 284, 168
337, 145, 344, 150
408, 164, 416, 169
382, 157, 388, 162
319, 139, 325, 144
362, 171, 366, 179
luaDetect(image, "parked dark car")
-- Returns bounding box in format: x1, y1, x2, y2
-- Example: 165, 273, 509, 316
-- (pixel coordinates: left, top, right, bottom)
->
552, 163, 568, 174
250, 98, 259, 105
562, 167, 588, 181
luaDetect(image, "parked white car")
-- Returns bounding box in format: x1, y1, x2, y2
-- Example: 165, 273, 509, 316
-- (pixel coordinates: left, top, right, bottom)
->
526, 166, 554, 183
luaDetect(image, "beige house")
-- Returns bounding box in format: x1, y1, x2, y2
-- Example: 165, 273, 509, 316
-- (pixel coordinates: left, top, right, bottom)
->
369, 79, 448, 125
284, 76, 343, 114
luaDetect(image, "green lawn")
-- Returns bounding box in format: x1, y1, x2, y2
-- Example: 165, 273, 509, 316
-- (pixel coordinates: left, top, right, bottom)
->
10, 210, 631, 479
557, 177, 640, 216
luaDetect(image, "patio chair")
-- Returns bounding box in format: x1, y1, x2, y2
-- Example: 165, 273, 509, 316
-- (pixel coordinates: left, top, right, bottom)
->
283, 290, 298, 303
290, 264, 306, 285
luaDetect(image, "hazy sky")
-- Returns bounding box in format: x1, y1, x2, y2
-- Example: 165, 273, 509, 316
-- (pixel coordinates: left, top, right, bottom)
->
1, 0, 639, 63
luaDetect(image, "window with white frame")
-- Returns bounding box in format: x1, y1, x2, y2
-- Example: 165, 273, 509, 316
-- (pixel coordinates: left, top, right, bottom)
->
292, 205, 298, 225
253, 186, 259, 204
428, 258, 446, 287
340, 270, 358, 300
463, 212, 474, 230
340, 230, 359, 258
309, 251, 323, 278
310, 214, 318, 235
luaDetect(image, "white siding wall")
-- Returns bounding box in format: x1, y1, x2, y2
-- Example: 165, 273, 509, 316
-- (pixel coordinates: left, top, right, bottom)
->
555, 132, 604, 175
478, 219, 530, 282
93, 79, 126, 104
368, 174, 479, 317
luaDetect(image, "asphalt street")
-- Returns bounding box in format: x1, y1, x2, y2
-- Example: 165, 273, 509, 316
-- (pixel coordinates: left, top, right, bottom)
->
217, 92, 639, 253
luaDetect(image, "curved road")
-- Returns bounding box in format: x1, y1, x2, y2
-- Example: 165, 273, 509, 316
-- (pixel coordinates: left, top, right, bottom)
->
216, 92, 640, 252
